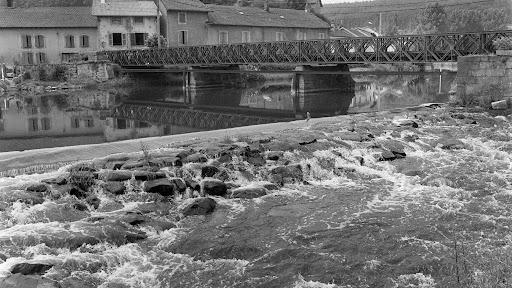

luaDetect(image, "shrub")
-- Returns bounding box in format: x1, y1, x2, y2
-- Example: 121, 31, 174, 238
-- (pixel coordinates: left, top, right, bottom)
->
493, 37, 512, 50
38, 67, 48, 81
22, 71, 31, 80
51, 65, 68, 81
68, 170, 95, 191
145, 34, 168, 48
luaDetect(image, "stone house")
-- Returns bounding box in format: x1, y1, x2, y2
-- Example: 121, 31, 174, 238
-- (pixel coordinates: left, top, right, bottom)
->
0, 6, 98, 65
158, 0, 210, 46
205, 5, 330, 44
158, 0, 330, 46
92, 0, 158, 50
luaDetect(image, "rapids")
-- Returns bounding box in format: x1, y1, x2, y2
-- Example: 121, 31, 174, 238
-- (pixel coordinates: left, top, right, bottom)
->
1, 105, 512, 287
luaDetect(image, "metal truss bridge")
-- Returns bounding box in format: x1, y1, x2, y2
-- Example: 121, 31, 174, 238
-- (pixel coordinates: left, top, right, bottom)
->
98, 30, 512, 67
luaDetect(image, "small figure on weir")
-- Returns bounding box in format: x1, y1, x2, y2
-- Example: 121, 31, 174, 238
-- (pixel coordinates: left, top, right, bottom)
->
306, 112, 311, 122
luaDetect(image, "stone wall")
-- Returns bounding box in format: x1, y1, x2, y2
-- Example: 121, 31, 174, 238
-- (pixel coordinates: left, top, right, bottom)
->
17, 61, 114, 82
456, 55, 512, 107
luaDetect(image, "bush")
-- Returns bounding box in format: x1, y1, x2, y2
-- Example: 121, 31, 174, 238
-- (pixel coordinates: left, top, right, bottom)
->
38, 67, 48, 81
145, 34, 168, 48
68, 170, 95, 191
22, 71, 31, 80
51, 65, 68, 81
493, 37, 512, 50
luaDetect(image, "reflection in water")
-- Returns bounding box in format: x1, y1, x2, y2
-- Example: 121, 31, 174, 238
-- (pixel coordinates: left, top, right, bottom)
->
0, 72, 455, 152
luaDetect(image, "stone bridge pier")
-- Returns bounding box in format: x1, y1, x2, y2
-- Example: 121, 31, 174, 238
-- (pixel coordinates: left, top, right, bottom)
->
291, 64, 355, 118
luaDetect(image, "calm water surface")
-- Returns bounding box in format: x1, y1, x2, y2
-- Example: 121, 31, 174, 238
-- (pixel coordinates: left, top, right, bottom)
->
0, 72, 454, 152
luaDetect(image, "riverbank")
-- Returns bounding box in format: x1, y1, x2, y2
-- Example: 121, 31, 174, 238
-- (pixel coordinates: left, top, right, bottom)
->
1, 104, 512, 287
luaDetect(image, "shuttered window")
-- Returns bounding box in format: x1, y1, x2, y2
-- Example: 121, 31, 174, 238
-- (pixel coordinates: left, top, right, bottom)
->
178, 31, 188, 45
80, 35, 89, 48
35, 35, 44, 48
65, 35, 75, 48
110, 33, 125, 46
219, 31, 228, 44
242, 31, 250, 43
41, 118, 51, 130
276, 32, 285, 41
22, 52, 33, 65
71, 117, 80, 128
36, 52, 46, 64
178, 12, 186, 24
133, 16, 144, 24
21, 35, 32, 49
111, 17, 122, 25
7, 0, 14, 8
319, 33, 326, 39
130, 33, 147, 46
28, 118, 38, 132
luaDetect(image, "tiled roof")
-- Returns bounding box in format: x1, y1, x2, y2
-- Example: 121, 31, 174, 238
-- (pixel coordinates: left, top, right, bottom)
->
206, 5, 330, 29
331, 27, 379, 38
160, 0, 209, 12
92, 0, 157, 16
0, 7, 96, 28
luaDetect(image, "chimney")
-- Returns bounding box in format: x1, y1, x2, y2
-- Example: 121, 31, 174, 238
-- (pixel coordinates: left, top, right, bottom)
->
264, 0, 269, 12
304, 2, 311, 13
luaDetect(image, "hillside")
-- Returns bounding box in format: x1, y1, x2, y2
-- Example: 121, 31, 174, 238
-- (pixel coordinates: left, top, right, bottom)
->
322, 0, 511, 34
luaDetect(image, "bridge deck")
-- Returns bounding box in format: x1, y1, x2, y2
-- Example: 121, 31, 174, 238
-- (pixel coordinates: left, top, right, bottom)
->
99, 30, 512, 67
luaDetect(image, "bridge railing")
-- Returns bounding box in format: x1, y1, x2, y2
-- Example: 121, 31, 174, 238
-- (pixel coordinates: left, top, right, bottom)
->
98, 30, 512, 66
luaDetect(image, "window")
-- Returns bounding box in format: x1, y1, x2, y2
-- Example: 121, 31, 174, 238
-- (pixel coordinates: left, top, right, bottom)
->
28, 118, 38, 132
130, 33, 147, 46
276, 32, 285, 41
6, 0, 14, 7
111, 17, 122, 25
85, 118, 94, 127
178, 30, 188, 45
36, 52, 46, 64
22, 52, 33, 65
35, 35, 44, 48
110, 33, 125, 46
319, 32, 326, 39
133, 16, 144, 24
80, 35, 89, 48
296, 31, 304, 40
21, 35, 32, 48
242, 31, 250, 43
178, 12, 186, 24
219, 31, 228, 44
116, 118, 127, 129
71, 117, 80, 128
41, 118, 51, 130
65, 35, 75, 48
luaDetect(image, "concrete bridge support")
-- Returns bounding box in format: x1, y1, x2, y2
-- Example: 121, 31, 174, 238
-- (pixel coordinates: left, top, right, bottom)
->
291, 64, 355, 118
185, 65, 243, 106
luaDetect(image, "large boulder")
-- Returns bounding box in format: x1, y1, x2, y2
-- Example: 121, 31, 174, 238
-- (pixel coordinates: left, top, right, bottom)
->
230, 186, 268, 199
201, 179, 227, 196
269, 164, 303, 185
201, 165, 219, 178
266, 151, 283, 161
379, 140, 406, 158
132, 171, 166, 181
25, 184, 48, 193
102, 182, 126, 195
99, 170, 132, 182
41, 175, 67, 186
184, 153, 208, 163
185, 178, 200, 191
169, 177, 187, 193
0, 274, 60, 288
143, 179, 175, 196
436, 138, 465, 150
178, 197, 216, 217
10, 263, 53, 275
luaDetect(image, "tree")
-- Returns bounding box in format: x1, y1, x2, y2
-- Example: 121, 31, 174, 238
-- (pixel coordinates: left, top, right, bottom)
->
382, 12, 400, 35
145, 34, 168, 48
287, 0, 307, 10
417, 2, 447, 34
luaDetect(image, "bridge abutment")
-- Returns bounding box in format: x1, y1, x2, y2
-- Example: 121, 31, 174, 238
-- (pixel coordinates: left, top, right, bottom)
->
292, 64, 355, 118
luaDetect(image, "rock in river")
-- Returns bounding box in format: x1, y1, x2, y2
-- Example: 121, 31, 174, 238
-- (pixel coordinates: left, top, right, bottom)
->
144, 179, 175, 196
179, 197, 216, 216
0, 274, 60, 288
102, 181, 126, 195
230, 186, 268, 199
10, 263, 53, 275
201, 179, 227, 196
269, 164, 303, 185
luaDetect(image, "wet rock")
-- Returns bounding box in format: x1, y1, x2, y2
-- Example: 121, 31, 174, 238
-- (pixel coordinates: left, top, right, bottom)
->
179, 197, 216, 216
491, 99, 509, 110
299, 139, 317, 145
66, 185, 88, 199
169, 177, 187, 193
69, 163, 96, 173
201, 179, 227, 196
144, 179, 175, 196
0, 274, 60, 288
436, 138, 465, 150
403, 134, 419, 142
102, 181, 126, 195
41, 175, 67, 185
133, 170, 166, 181
269, 164, 303, 185
267, 151, 283, 161
185, 178, 200, 191
99, 170, 132, 182
201, 165, 219, 178
336, 131, 373, 142
0, 190, 44, 205
25, 184, 48, 193
72, 202, 88, 211
159, 156, 182, 167
120, 160, 146, 170
259, 182, 279, 191
230, 186, 268, 199
10, 263, 53, 275
177, 149, 194, 160
184, 153, 208, 163
380, 140, 406, 158
376, 149, 397, 161
86, 196, 101, 210
118, 211, 176, 231
0, 253, 7, 261
104, 161, 125, 170
218, 152, 232, 163
395, 119, 419, 128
